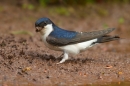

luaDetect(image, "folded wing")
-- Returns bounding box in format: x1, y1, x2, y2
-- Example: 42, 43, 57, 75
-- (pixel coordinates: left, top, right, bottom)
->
46, 28, 115, 46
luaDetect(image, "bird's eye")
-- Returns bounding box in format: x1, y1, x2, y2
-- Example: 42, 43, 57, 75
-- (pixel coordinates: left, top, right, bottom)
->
44, 22, 47, 25
40, 22, 47, 28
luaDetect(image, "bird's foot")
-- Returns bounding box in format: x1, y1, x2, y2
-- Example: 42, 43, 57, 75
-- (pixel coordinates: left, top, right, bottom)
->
56, 51, 68, 64
56, 59, 66, 64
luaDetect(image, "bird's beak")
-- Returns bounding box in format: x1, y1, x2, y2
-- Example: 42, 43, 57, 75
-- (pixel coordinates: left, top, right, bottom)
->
35, 27, 42, 32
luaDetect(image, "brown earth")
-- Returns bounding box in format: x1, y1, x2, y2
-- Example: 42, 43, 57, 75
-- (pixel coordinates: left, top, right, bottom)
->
0, 3, 130, 86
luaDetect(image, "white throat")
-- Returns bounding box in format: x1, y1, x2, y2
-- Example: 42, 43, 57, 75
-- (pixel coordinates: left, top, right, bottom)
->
41, 24, 53, 39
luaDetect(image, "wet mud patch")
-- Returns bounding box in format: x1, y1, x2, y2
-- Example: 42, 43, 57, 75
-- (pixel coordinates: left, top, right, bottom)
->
0, 34, 130, 85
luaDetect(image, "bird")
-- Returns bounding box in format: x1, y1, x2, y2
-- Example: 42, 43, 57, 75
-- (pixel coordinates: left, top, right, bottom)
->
35, 17, 120, 64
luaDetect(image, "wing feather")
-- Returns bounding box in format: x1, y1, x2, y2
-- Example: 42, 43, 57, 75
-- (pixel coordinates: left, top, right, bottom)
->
46, 28, 115, 46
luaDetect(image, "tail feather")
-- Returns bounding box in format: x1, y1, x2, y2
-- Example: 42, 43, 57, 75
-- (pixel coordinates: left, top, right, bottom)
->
97, 35, 120, 43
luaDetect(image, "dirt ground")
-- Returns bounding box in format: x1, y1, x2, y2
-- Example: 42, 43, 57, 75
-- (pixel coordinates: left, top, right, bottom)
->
0, 3, 130, 86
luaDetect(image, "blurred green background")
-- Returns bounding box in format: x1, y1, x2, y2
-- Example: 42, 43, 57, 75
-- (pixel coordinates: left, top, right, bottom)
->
2, 0, 130, 7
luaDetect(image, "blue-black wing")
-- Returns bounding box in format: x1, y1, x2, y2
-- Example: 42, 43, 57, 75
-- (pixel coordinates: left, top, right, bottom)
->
46, 28, 115, 46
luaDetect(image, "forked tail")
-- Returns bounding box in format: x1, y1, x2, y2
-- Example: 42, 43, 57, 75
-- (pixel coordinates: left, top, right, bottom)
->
97, 35, 120, 43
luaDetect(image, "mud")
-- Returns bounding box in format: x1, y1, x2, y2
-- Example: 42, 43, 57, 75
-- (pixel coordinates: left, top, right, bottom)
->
0, 3, 130, 86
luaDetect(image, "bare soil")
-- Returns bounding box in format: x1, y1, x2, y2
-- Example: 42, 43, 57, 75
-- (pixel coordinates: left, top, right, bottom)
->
0, 3, 130, 86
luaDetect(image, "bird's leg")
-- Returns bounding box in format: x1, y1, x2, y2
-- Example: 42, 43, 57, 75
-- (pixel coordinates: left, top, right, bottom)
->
57, 51, 68, 64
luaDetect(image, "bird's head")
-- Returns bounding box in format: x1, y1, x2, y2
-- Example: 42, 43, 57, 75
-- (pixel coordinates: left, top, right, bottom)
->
35, 17, 53, 33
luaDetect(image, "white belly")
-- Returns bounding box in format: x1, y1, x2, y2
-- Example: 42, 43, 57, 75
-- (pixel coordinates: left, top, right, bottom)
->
59, 39, 97, 54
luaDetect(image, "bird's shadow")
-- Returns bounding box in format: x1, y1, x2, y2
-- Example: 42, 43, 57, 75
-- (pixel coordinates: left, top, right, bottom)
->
27, 51, 95, 64
27, 51, 61, 61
